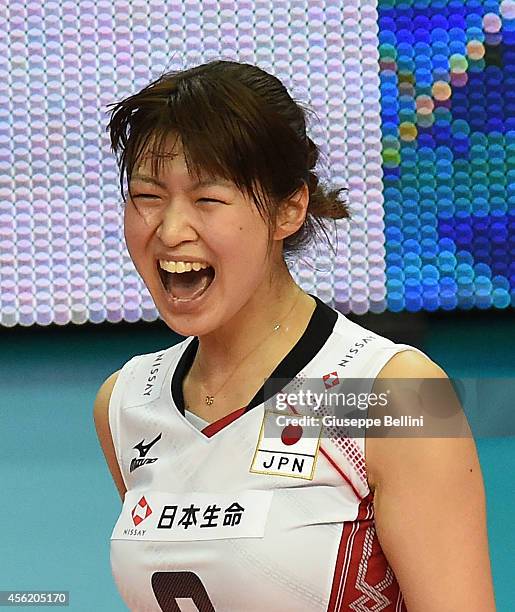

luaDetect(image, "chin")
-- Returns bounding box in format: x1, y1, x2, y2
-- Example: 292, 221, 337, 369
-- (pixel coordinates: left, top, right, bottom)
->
157, 306, 216, 339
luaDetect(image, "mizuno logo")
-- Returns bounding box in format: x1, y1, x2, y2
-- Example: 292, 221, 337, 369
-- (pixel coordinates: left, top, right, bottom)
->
134, 433, 162, 457
130, 433, 162, 473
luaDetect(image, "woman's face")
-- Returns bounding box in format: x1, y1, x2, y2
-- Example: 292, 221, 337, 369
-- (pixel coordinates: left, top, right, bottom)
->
124, 137, 277, 337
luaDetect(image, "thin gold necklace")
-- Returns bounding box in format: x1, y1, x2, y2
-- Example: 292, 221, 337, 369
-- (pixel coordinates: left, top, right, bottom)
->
194, 288, 303, 408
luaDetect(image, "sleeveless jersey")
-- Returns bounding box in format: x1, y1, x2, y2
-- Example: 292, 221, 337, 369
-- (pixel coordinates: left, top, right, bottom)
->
109, 295, 428, 611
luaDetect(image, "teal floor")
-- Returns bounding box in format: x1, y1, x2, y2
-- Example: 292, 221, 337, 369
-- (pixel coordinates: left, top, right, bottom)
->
1, 312, 514, 611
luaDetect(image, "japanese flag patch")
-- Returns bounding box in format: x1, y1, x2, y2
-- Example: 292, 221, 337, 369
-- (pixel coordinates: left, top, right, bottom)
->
250, 411, 322, 480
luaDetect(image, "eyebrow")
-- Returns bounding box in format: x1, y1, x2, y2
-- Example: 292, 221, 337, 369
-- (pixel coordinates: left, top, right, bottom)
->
130, 174, 233, 191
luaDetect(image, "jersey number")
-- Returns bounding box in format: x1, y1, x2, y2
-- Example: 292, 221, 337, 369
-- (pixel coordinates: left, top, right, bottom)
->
152, 571, 215, 612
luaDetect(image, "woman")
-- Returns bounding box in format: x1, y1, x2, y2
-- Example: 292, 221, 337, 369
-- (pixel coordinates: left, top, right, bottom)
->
94, 60, 496, 611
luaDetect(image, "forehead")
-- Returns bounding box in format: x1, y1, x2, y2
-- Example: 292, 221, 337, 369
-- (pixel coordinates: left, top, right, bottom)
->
132, 135, 230, 185
133, 137, 184, 175
131, 155, 233, 189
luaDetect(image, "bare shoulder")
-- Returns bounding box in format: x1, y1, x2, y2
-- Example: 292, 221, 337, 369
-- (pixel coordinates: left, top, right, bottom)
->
366, 348, 460, 491
363, 350, 495, 609
93, 369, 127, 501
94, 370, 121, 410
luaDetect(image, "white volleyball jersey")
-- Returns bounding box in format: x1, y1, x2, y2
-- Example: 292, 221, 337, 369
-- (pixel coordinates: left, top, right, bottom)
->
109, 295, 428, 612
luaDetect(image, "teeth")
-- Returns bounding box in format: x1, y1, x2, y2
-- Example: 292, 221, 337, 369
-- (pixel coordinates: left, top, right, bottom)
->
159, 260, 211, 273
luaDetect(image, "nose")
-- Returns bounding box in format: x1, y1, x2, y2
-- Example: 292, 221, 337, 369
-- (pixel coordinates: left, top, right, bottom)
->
157, 198, 198, 246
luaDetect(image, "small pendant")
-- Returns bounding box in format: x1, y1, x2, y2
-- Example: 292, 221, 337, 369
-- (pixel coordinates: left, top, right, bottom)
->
206, 395, 214, 406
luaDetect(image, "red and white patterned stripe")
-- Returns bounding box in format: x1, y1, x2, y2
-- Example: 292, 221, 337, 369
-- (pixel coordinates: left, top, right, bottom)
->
327, 493, 407, 611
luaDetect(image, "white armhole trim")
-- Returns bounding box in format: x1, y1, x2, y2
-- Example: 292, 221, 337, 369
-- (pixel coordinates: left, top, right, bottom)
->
365, 343, 430, 381
107, 356, 140, 491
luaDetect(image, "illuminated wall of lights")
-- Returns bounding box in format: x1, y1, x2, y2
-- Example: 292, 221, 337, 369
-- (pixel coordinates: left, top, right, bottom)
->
380, 0, 515, 311
0, 1, 513, 327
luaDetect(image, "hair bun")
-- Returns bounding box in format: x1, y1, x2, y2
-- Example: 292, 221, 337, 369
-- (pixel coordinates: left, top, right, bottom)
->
306, 137, 319, 169
307, 171, 319, 192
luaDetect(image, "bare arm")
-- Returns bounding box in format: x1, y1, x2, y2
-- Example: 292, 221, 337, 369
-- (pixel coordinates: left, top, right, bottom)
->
93, 370, 127, 502
365, 351, 496, 611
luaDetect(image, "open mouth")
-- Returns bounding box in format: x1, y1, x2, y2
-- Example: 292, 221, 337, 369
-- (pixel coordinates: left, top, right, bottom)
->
157, 261, 216, 302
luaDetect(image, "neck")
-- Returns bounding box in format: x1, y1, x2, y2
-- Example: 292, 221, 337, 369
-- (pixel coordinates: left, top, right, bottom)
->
192, 270, 314, 383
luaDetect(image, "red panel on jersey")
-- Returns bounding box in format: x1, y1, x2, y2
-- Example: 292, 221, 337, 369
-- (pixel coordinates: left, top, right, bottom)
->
327, 491, 407, 611
201, 407, 247, 438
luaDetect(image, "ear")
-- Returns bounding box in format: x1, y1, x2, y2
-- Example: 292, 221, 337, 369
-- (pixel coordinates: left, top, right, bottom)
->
272, 181, 309, 241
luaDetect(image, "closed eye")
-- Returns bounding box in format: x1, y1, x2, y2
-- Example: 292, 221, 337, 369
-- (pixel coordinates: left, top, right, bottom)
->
131, 193, 159, 199
130, 194, 225, 205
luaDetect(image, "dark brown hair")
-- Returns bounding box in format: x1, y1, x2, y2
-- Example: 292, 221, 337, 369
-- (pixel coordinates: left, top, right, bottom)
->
106, 59, 349, 260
